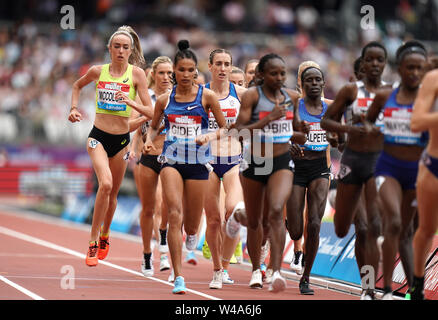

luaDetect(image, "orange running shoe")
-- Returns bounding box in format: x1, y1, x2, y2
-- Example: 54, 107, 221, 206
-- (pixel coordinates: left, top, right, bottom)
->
98, 235, 109, 260
86, 242, 99, 266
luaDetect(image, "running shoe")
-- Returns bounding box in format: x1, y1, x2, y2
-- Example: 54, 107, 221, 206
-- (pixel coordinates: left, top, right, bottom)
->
209, 270, 223, 289
226, 203, 244, 238
409, 285, 424, 300
172, 276, 186, 294
141, 253, 154, 277
265, 268, 273, 284
86, 241, 99, 267
185, 251, 198, 265
202, 240, 211, 259
222, 270, 234, 284
290, 251, 303, 275
249, 269, 263, 288
97, 235, 110, 260
360, 289, 375, 300
185, 234, 197, 251
382, 292, 393, 300
299, 277, 314, 295
159, 255, 170, 271
269, 271, 286, 293
230, 254, 237, 264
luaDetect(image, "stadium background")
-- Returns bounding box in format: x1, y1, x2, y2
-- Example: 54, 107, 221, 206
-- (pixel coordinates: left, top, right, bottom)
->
0, 0, 437, 299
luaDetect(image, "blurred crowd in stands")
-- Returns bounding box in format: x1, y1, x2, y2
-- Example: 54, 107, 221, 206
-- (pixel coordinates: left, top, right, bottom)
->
0, 0, 437, 146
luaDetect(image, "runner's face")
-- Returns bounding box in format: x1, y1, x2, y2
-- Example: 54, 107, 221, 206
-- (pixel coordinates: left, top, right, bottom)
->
175, 58, 197, 86
302, 68, 324, 98
362, 47, 386, 80
262, 58, 286, 90
153, 62, 173, 91
245, 61, 258, 84
229, 72, 245, 87
109, 34, 132, 64
399, 53, 427, 90
209, 52, 232, 82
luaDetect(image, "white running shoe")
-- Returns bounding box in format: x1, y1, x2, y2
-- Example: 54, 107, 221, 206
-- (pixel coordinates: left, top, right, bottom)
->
249, 269, 263, 288
168, 269, 175, 283
226, 202, 244, 238
265, 268, 274, 284
382, 292, 393, 300
269, 271, 286, 293
159, 255, 170, 271
141, 254, 154, 277
209, 270, 223, 289
290, 251, 303, 275
185, 234, 197, 251
222, 270, 235, 284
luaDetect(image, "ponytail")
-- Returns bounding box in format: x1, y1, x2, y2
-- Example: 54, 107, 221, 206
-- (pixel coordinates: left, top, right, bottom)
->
108, 25, 146, 68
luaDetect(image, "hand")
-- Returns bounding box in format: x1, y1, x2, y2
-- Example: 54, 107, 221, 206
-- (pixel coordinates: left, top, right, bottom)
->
300, 120, 310, 134
290, 143, 304, 157
68, 107, 83, 123
268, 99, 286, 121
326, 131, 339, 148
142, 140, 156, 155
290, 131, 307, 145
115, 91, 135, 107
195, 134, 210, 145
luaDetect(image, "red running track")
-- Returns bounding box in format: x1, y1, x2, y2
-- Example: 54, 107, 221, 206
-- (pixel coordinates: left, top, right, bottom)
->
0, 206, 359, 301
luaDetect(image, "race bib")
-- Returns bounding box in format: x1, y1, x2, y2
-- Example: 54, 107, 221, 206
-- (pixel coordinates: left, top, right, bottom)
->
352, 97, 384, 129
383, 107, 422, 144
208, 108, 237, 131
167, 114, 202, 142
97, 81, 130, 111
304, 122, 328, 151
258, 111, 294, 143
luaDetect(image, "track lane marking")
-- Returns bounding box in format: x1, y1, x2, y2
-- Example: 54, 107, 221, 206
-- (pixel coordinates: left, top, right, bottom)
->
0, 225, 221, 300
0, 274, 45, 300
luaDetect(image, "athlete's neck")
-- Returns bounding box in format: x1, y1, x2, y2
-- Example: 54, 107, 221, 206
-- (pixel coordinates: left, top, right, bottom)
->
399, 84, 419, 102
176, 83, 196, 96
304, 95, 322, 108
364, 76, 382, 92
153, 85, 169, 97
210, 80, 229, 96
109, 62, 128, 77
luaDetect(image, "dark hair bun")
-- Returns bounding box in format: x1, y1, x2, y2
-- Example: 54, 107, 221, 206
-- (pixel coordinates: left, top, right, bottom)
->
177, 40, 190, 51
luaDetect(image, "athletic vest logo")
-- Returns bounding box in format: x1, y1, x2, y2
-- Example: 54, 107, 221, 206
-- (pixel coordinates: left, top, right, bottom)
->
123, 77, 129, 83
187, 105, 199, 111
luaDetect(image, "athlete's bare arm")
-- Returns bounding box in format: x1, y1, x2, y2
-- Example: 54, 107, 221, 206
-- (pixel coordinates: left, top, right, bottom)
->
411, 69, 438, 132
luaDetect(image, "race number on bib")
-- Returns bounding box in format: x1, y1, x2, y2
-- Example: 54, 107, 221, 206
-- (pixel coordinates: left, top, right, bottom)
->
383, 107, 422, 145
208, 108, 237, 131
304, 122, 328, 151
167, 114, 202, 142
97, 81, 130, 111
258, 111, 294, 143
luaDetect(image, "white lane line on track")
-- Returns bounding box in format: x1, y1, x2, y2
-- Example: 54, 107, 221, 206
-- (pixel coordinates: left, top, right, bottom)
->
0, 225, 221, 300
0, 275, 45, 300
